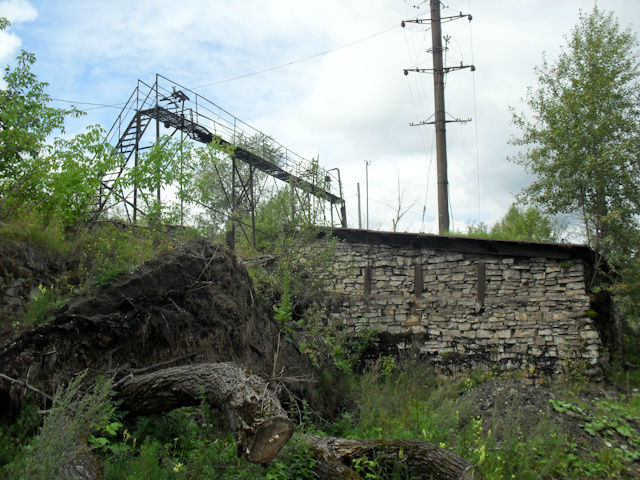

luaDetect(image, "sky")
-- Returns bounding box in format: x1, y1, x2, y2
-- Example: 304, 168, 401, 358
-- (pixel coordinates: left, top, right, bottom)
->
1, 0, 639, 235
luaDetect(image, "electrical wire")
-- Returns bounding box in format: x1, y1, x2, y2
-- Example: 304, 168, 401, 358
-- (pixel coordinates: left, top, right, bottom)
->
51, 98, 122, 108
469, 0, 481, 220
192, 24, 400, 90
48, 23, 400, 109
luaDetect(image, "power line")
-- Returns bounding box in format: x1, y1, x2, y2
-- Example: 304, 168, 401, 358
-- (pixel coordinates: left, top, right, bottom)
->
192, 24, 400, 90
48, 24, 400, 109
51, 98, 122, 108
469, 0, 481, 220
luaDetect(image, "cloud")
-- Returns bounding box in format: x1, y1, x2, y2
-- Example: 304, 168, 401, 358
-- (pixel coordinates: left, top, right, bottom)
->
0, 0, 37, 77
0, 0, 36, 23
9, 0, 640, 235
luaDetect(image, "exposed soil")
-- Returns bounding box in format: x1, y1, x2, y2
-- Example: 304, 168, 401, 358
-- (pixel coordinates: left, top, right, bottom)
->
0, 241, 69, 338
461, 378, 640, 476
0, 238, 327, 421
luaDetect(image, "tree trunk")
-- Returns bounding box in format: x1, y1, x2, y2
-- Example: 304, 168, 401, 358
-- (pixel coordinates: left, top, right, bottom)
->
303, 435, 481, 480
114, 362, 294, 464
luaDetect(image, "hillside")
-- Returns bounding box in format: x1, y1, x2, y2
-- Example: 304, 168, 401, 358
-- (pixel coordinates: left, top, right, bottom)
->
0, 228, 639, 479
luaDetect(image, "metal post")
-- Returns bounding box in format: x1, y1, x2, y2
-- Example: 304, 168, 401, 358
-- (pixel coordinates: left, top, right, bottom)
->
250, 165, 256, 248
155, 74, 161, 212
290, 181, 295, 224
430, 0, 450, 234
133, 85, 140, 224
229, 157, 237, 250
134, 114, 139, 224
357, 182, 362, 229
365, 161, 370, 231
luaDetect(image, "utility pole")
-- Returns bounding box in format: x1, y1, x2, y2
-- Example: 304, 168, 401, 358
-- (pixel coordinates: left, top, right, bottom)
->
357, 182, 362, 229
430, 0, 449, 234
402, 0, 474, 235
365, 161, 370, 231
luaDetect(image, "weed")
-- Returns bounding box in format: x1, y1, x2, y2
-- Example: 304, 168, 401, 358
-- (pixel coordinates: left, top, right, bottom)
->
2, 372, 117, 480
23, 283, 69, 327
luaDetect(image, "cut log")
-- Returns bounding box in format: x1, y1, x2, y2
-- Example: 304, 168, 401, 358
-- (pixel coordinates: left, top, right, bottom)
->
114, 362, 294, 464
303, 435, 481, 480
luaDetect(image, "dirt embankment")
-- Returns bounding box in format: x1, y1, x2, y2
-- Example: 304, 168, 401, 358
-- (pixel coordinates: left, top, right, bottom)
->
0, 238, 324, 421
0, 241, 68, 338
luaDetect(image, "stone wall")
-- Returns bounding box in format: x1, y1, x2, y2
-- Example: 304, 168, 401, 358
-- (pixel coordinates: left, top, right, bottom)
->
321, 230, 602, 377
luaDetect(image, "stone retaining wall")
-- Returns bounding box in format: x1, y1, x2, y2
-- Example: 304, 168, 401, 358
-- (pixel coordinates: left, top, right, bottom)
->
321, 232, 602, 376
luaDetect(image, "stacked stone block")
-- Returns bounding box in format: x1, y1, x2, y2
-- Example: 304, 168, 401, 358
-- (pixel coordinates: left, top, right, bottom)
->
322, 240, 601, 376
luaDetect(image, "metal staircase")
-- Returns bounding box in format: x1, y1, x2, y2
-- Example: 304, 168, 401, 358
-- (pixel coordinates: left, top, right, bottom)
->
94, 74, 346, 229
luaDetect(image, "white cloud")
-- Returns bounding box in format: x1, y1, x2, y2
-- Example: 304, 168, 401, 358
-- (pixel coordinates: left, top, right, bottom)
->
7, 0, 640, 235
0, 29, 20, 62
0, 0, 37, 71
0, 0, 36, 23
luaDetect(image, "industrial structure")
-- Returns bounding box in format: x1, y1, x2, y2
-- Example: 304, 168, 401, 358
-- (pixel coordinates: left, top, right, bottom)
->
95, 74, 346, 246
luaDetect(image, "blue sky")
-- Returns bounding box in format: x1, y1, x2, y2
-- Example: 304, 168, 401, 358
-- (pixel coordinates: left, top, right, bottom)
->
2, 0, 639, 235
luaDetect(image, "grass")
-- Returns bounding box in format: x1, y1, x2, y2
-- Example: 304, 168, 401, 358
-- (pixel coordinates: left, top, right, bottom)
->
0, 216, 201, 334
2, 215, 640, 478
2, 352, 639, 479
324, 358, 640, 480
0, 216, 70, 255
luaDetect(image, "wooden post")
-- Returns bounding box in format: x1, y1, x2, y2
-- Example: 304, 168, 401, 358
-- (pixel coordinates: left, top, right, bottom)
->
364, 266, 372, 296
475, 260, 485, 313
414, 263, 424, 298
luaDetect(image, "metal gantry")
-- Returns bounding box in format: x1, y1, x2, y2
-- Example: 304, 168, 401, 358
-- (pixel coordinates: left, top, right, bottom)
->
95, 74, 347, 244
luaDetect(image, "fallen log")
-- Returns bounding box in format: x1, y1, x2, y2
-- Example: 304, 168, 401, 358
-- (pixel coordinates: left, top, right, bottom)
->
114, 362, 294, 464
303, 435, 481, 480
113, 364, 478, 477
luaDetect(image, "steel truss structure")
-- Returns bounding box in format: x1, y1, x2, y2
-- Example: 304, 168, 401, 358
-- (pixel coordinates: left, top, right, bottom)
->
95, 74, 346, 246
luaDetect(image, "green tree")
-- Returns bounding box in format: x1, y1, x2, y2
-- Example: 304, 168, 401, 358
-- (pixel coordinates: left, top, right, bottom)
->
510, 6, 640, 266
466, 203, 558, 242
490, 204, 558, 242
0, 20, 80, 206
0, 18, 110, 224
43, 125, 117, 226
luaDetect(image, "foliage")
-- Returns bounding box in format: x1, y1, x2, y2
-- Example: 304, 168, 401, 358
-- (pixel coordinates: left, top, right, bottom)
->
101, 404, 321, 480
124, 136, 191, 222
0, 395, 41, 468
510, 6, 640, 267
0, 27, 122, 227
189, 141, 237, 234
466, 203, 559, 242
327, 359, 640, 479
23, 283, 70, 328
41, 125, 118, 226
0, 20, 79, 192
2, 372, 117, 480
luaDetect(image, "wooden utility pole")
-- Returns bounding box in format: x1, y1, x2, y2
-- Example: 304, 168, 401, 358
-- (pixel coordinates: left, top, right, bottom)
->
402, 1, 474, 235
430, 0, 449, 234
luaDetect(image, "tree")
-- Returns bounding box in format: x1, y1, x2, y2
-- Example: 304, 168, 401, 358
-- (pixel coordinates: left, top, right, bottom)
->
0, 18, 110, 225
390, 168, 418, 233
490, 204, 558, 242
466, 203, 558, 242
0, 19, 78, 195
510, 6, 640, 266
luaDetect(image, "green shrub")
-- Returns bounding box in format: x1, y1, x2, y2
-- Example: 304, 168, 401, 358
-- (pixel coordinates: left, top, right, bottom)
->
2, 373, 116, 480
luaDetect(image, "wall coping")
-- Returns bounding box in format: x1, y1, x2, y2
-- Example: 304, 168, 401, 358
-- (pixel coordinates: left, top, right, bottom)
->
326, 228, 595, 263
